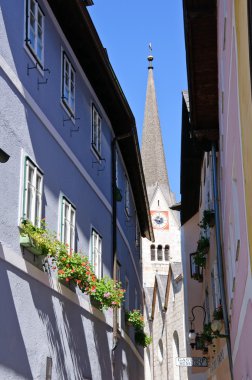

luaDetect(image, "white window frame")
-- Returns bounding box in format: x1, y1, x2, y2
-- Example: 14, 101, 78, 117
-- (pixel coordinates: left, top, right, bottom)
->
25, 0, 44, 67
61, 197, 76, 252
23, 157, 43, 227
91, 104, 102, 157
62, 52, 75, 116
91, 228, 102, 279
125, 276, 129, 311
124, 176, 130, 217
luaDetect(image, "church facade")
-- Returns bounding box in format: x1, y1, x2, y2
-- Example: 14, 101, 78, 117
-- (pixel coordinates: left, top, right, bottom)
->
141, 55, 188, 380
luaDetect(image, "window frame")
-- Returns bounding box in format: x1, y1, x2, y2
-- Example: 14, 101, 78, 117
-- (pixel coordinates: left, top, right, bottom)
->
60, 196, 76, 253
91, 228, 102, 279
25, 0, 44, 68
150, 244, 155, 261
22, 156, 43, 227
61, 51, 76, 117
91, 104, 102, 158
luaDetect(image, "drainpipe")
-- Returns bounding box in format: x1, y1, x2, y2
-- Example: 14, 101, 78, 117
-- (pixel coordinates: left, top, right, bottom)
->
111, 132, 132, 376
211, 143, 233, 380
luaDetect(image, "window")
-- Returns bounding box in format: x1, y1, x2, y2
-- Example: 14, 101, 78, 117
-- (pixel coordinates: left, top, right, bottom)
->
124, 176, 130, 217
25, 0, 44, 65
91, 229, 102, 279
92, 105, 102, 156
23, 157, 43, 226
157, 245, 163, 261
164, 245, 170, 261
150, 244, 155, 261
61, 197, 76, 252
62, 52, 75, 116
125, 276, 129, 311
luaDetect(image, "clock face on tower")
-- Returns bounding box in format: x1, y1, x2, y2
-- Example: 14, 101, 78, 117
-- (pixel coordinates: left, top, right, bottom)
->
150, 211, 169, 230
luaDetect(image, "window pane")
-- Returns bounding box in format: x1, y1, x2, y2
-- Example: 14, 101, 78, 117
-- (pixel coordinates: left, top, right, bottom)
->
157, 245, 163, 261
151, 245, 155, 261
164, 245, 169, 261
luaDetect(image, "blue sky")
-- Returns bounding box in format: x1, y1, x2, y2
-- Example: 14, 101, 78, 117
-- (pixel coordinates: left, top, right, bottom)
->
89, 1, 187, 201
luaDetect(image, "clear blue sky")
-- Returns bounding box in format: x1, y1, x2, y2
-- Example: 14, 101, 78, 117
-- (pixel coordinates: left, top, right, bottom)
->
89, 1, 187, 201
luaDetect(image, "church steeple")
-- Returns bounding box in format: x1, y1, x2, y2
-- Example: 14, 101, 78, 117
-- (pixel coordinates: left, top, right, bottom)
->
141, 54, 172, 203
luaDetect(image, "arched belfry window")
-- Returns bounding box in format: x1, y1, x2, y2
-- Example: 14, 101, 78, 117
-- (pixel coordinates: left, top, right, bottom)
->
150, 244, 155, 261
157, 245, 163, 261
164, 245, 170, 261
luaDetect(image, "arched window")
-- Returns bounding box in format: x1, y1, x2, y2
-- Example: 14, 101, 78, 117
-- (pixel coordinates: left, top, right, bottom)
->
164, 245, 170, 261
150, 244, 155, 261
157, 245, 163, 261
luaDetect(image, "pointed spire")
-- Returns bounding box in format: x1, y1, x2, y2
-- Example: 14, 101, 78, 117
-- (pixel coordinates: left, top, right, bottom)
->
141, 54, 171, 197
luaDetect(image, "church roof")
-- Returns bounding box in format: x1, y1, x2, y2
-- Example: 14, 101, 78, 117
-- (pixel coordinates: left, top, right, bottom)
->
141, 56, 171, 199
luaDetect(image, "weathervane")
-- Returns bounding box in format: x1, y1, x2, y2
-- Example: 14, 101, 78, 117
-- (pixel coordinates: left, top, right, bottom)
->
148, 42, 154, 69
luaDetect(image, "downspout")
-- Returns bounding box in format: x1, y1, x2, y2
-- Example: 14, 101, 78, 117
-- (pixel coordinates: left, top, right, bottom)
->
211, 143, 233, 380
111, 132, 132, 376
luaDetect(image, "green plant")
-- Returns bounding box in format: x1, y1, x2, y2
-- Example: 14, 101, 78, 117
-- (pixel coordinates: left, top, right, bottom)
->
199, 323, 217, 346
192, 272, 203, 282
125, 310, 144, 330
213, 305, 223, 320
20, 219, 125, 310
199, 210, 215, 230
20, 219, 66, 256
197, 235, 210, 254
55, 250, 96, 290
88, 276, 125, 310
134, 330, 152, 347
193, 251, 207, 268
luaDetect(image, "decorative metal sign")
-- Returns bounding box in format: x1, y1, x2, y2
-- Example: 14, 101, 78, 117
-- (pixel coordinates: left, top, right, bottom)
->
176, 357, 208, 367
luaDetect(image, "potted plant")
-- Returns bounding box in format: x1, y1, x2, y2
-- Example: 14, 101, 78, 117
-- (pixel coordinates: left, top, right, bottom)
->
20, 219, 63, 256
197, 235, 210, 255
125, 309, 144, 330
193, 251, 207, 268
199, 210, 215, 230
213, 304, 223, 320
125, 309, 152, 347
87, 276, 125, 310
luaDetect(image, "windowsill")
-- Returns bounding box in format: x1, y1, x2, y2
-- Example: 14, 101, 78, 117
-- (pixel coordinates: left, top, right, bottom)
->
24, 43, 44, 77
91, 144, 102, 162
60, 100, 75, 123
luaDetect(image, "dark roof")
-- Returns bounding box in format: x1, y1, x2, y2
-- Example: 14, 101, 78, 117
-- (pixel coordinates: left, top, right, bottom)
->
181, 0, 218, 224
183, 0, 219, 146
180, 92, 203, 225
46, 0, 154, 241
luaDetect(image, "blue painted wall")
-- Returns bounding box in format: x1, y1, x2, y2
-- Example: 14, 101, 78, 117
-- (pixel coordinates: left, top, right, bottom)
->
0, 1, 144, 378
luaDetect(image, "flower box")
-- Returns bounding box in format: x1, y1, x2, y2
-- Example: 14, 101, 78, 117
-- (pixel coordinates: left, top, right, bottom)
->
20, 234, 44, 256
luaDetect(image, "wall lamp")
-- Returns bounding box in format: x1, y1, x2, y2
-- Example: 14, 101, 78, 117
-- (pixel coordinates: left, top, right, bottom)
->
188, 305, 207, 351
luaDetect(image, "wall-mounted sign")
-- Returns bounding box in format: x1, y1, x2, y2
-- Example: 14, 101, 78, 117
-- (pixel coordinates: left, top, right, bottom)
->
176, 357, 208, 367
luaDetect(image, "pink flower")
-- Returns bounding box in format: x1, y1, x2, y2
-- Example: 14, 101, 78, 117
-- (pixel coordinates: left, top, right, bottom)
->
103, 292, 111, 298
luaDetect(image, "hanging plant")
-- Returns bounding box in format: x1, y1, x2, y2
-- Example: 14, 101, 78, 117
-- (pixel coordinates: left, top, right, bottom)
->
125, 309, 151, 347
213, 304, 223, 320
134, 330, 152, 348
193, 251, 207, 268
197, 235, 210, 255
125, 309, 144, 330
199, 210, 215, 230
